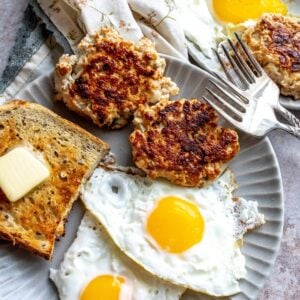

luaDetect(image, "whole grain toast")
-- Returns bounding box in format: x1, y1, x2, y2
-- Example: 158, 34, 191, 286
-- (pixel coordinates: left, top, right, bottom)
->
0, 100, 109, 259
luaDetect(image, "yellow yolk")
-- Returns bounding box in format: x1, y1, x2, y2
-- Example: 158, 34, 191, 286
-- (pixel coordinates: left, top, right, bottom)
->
212, 0, 287, 24
147, 196, 205, 253
80, 275, 126, 300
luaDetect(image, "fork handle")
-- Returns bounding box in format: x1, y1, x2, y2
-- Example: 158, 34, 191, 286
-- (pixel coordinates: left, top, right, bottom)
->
278, 122, 300, 138
276, 104, 300, 127
276, 105, 300, 138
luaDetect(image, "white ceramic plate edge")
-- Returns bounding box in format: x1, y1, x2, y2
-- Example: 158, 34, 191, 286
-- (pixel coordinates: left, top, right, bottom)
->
0, 56, 284, 300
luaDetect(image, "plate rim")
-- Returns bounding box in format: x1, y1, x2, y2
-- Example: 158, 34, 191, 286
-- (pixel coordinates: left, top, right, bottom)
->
279, 96, 300, 110
1, 55, 285, 300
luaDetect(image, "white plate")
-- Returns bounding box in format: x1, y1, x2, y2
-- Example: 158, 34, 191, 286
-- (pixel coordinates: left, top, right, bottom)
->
0, 56, 283, 300
279, 95, 300, 110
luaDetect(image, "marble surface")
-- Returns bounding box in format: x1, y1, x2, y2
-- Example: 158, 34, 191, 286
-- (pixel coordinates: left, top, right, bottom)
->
0, 0, 299, 299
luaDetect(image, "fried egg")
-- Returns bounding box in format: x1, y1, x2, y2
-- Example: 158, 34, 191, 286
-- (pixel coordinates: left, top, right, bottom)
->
50, 212, 184, 300
174, 0, 298, 58
81, 168, 265, 297
212, 0, 287, 24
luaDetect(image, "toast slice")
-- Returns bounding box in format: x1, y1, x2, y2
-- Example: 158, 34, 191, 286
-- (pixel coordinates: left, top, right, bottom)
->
0, 100, 109, 259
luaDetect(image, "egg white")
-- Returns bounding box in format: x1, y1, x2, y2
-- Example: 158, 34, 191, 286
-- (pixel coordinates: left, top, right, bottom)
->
284, 0, 300, 16
82, 168, 264, 297
50, 212, 184, 300
175, 0, 300, 59
174, 0, 224, 58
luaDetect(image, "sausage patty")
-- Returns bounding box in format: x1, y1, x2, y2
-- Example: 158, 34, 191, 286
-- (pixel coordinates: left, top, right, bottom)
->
54, 28, 179, 128
129, 99, 240, 187
243, 14, 300, 99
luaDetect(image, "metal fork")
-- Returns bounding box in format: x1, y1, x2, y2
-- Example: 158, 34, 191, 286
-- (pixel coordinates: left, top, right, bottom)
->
202, 33, 300, 138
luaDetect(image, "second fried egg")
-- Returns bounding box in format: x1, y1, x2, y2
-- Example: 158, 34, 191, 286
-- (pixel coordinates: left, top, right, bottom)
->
211, 0, 287, 24
50, 212, 184, 300
174, 0, 297, 58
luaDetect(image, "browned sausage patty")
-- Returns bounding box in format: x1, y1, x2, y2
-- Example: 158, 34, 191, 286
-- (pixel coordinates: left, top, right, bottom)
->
129, 99, 240, 187
243, 14, 300, 99
54, 28, 179, 129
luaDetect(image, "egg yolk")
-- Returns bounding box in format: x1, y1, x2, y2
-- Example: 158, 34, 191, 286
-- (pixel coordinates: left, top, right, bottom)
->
147, 196, 205, 253
212, 0, 287, 24
80, 275, 127, 300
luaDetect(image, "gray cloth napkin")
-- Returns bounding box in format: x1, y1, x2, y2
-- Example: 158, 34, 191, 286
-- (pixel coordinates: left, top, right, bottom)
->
0, 0, 72, 94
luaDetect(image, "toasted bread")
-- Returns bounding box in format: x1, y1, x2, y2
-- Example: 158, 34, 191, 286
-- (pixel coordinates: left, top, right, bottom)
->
0, 100, 109, 259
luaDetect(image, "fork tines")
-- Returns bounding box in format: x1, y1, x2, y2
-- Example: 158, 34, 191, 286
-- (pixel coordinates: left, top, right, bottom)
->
203, 33, 264, 125
215, 33, 263, 89
204, 83, 245, 126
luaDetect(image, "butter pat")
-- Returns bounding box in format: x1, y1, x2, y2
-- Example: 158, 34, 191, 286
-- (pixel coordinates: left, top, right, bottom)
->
0, 147, 50, 202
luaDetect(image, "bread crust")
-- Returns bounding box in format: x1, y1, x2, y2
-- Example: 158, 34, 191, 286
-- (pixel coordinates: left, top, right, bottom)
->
129, 99, 240, 187
0, 100, 109, 259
